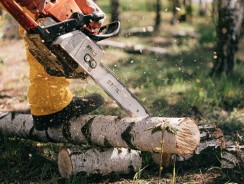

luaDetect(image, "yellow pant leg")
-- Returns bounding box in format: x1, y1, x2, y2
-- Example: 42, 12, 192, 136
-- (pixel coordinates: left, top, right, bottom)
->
1, 4, 74, 116
21, 29, 73, 116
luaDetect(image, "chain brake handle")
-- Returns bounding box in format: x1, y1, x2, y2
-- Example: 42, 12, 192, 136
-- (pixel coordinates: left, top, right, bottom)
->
72, 12, 120, 42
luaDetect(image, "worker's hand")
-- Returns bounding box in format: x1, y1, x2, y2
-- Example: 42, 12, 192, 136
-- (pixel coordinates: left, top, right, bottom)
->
75, 0, 105, 30
16, 0, 46, 16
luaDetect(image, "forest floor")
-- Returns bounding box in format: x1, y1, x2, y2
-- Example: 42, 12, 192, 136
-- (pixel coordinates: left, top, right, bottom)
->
0, 7, 244, 184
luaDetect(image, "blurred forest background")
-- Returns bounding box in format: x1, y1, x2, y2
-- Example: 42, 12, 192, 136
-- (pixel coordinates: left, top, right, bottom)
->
0, 0, 244, 183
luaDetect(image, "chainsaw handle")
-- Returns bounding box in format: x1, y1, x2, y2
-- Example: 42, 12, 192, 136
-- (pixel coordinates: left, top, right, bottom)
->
89, 12, 105, 22
71, 12, 104, 28
87, 21, 120, 42
0, 0, 38, 30
71, 12, 120, 41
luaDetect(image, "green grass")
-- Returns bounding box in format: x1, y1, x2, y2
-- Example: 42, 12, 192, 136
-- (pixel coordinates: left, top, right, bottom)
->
0, 137, 60, 183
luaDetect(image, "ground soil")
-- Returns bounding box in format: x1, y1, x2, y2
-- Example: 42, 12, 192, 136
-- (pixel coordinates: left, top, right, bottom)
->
0, 39, 30, 112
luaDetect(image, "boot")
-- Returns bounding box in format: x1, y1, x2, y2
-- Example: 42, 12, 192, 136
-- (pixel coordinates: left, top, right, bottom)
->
32, 93, 104, 131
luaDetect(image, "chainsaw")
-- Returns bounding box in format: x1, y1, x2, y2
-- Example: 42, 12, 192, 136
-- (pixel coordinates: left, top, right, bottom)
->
1, 0, 150, 117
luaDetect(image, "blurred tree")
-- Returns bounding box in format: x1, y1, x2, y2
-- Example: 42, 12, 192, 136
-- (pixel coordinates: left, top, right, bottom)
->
199, 0, 206, 16
0, 7, 2, 16
211, 0, 244, 77
212, 0, 218, 14
180, 0, 192, 22
111, 0, 120, 22
154, 0, 162, 32
171, 0, 180, 24
210, 0, 218, 27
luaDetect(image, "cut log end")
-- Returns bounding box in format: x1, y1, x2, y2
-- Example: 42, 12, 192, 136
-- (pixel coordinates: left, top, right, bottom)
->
58, 148, 73, 179
176, 118, 200, 155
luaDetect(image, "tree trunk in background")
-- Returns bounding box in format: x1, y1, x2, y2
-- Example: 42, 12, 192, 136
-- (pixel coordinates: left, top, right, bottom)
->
211, 0, 244, 77
171, 0, 180, 24
154, 0, 162, 32
187, 0, 193, 19
181, 0, 192, 22
199, 0, 206, 16
212, 0, 218, 20
111, 0, 120, 22
0, 7, 2, 16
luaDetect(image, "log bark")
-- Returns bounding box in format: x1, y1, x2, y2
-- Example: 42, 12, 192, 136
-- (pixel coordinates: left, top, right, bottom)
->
58, 147, 142, 179
0, 112, 200, 154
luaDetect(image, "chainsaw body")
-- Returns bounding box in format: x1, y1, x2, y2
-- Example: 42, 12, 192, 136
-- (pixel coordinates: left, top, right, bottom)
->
1, 0, 150, 117
24, 16, 120, 78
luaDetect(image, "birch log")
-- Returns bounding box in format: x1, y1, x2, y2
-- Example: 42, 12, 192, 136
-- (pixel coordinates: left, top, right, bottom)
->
58, 147, 142, 179
0, 112, 200, 154
59, 125, 243, 179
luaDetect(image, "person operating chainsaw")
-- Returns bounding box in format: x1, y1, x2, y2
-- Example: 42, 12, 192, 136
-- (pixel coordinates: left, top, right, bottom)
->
0, 0, 106, 131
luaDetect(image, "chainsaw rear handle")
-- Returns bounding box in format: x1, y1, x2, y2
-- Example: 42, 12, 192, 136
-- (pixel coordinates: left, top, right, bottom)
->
88, 21, 120, 42
69, 12, 120, 41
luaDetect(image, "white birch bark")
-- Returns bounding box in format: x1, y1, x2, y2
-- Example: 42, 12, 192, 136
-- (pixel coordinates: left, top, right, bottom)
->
0, 112, 200, 154
58, 147, 142, 179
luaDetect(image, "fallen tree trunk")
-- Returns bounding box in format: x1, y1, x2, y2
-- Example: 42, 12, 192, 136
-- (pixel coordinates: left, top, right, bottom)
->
98, 40, 169, 56
121, 26, 154, 36
0, 112, 200, 154
58, 147, 142, 179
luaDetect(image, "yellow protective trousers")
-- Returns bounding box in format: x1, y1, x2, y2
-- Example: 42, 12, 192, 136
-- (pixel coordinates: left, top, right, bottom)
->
0, 2, 74, 116
21, 27, 74, 116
